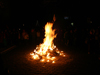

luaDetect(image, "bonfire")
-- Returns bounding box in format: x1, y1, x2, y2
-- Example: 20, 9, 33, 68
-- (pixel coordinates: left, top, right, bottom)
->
30, 15, 65, 63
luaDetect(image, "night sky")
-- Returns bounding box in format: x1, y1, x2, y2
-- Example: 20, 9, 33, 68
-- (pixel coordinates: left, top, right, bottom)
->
0, 0, 99, 27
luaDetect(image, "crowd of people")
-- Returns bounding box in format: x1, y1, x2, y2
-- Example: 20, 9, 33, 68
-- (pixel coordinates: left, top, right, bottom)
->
0, 25, 100, 57
55, 26, 100, 56
0, 25, 44, 49
0, 28, 18, 48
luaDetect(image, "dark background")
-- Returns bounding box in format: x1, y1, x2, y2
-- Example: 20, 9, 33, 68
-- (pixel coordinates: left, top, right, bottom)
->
0, 0, 99, 29
0, 1, 100, 74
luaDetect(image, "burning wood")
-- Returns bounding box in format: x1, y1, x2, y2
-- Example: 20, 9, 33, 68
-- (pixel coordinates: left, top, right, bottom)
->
30, 15, 65, 63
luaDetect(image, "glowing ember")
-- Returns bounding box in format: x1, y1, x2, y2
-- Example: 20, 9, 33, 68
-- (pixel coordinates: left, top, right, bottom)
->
61, 51, 63, 52
52, 61, 55, 63
47, 60, 50, 62
40, 59, 45, 62
30, 15, 65, 63
63, 55, 66, 57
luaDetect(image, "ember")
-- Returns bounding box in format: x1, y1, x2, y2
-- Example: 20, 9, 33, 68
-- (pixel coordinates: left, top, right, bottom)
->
30, 15, 65, 63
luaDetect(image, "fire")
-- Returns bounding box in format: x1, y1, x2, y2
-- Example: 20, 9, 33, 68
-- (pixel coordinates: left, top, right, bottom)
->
30, 15, 65, 63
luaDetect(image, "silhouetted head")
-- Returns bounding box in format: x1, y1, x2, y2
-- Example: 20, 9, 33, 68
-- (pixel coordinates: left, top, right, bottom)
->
23, 29, 25, 32
31, 29, 34, 32
90, 31, 92, 35
70, 30, 72, 33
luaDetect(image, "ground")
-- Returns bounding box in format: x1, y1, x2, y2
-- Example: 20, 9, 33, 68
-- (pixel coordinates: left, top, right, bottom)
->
1, 42, 100, 75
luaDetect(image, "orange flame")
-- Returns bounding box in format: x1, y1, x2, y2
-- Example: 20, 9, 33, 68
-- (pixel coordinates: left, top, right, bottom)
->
30, 15, 65, 63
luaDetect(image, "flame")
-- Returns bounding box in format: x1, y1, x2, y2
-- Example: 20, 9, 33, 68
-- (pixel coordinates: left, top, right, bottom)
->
53, 14, 56, 22
52, 61, 55, 63
30, 15, 65, 63
47, 60, 50, 62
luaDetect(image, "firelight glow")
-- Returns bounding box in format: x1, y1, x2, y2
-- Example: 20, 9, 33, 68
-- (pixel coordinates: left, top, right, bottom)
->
30, 15, 65, 63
